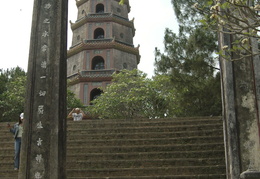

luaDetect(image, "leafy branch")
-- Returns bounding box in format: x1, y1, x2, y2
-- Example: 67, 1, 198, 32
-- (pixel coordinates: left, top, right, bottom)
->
194, 0, 260, 61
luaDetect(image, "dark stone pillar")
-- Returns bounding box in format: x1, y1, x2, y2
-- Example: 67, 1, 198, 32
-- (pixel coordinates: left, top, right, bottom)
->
219, 32, 241, 179
18, 0, 68, 178
238, 37, 260, 179
219, 2, 260, 178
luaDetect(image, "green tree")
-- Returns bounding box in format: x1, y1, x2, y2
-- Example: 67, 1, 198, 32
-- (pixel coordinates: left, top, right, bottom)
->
0, 67, 84, 122
67, 89, 84, 111
176, 0, 260, 60
89, 69, 178, 119
154, 1, 222, 116
89, 69, 151, 119
150, 74, 179, 117
172, 0, 211, 33
198, 0, 260, 60
0, 67, 26, 122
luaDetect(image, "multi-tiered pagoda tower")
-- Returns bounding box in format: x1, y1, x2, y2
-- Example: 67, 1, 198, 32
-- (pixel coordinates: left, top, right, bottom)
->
67, 0, 140, 105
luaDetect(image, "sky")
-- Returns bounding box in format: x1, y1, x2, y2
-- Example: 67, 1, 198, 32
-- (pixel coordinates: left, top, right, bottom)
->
0, 0, 178, 78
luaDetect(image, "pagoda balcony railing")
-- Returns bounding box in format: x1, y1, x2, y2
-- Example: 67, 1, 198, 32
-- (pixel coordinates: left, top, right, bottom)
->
76, 12, 129, 22
84, 38, 134, 47
70, 38, 134, 49
67, 69, 118, 81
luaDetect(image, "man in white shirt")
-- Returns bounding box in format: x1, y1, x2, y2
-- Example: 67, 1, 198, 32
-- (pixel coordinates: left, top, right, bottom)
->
68, 108, 84, 121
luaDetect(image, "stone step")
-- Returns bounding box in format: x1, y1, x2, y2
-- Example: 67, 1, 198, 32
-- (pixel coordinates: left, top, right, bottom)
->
0, 134, 224, 149
66, 150, 225, 161
68, 128, 223, 138
0, 118, 223, 136
0, 170, 226, 179
0, 147, 14, 155
66, 158, 224, 169
0, 117, 222, 128
0, 154, 13, 161
0, 160, 13, 169
1, 156, 226, 172
67, 174, 226, 179
0, 143, 225, 157
1, 128, 223, 141
67, 142, 224, 154
0, 169, 18, 178
66, 136, 223, 148
0, 150, 225, 164
67, 165, 226, 177
66, 117, 222, 128
67, 124, 222, 135
0, 117, 226, 178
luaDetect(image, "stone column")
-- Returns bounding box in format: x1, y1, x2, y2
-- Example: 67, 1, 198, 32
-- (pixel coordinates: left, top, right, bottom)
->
18, 0, 68, 178
219, 1, 260, 179
220, 31, 241, 179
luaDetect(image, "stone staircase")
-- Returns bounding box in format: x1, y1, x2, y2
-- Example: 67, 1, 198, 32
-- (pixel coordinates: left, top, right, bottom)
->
0, 117, 226, 179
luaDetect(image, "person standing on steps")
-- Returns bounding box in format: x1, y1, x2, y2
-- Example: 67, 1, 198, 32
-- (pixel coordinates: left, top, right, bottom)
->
7, 112, 24, 170
68, 108, 85, 121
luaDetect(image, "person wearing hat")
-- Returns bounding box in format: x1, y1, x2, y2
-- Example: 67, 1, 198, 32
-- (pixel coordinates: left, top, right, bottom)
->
7, 112, 24, 170
68, 108, 85, 121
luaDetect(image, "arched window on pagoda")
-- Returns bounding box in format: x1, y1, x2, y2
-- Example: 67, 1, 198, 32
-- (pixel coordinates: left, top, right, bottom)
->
92, 56, 105, 70
90, 88, 103, 105
94, 28, 104, 39
96, 4, 104, 13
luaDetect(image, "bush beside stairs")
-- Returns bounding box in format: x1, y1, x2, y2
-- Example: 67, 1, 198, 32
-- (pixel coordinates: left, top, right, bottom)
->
0, 117, 226, 179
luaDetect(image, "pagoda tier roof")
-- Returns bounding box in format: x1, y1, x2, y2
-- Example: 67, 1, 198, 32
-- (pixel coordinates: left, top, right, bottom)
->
67, 38, 140, 64
75, 0, 131, 12
70, 13, 135, 35
67, 69, 116, 85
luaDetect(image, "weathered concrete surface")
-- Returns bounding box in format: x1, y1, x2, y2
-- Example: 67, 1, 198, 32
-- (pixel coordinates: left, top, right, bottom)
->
220, 37, 260, 179
19, 0, 68, 178
219, 35, 241, 179
219, 4, 260, 179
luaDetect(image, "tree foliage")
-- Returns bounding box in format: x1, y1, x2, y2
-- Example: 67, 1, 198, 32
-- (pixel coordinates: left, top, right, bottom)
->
88, 69, 178, 119
154, 30, 222, 116
0, 67, 26, 122
89, 69, 151, 119
150, 74, 179, 117
67, 89, 84, 111
172, 0, 212, 34
195, 0, 260, 60
154, 1, 222, 116
0, 67, 84, 122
